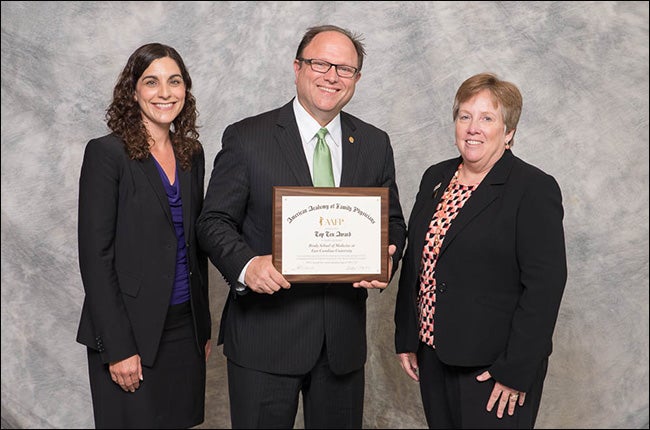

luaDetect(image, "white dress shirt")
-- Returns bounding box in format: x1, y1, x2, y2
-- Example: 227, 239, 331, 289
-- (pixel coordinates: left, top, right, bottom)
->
237, 97, 343, 286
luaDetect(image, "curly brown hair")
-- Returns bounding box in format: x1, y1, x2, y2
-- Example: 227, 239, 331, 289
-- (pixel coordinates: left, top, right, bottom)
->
105, 43, 201, 170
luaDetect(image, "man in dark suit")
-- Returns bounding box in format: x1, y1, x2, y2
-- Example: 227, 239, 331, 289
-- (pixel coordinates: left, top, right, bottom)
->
196, 24, 406, 429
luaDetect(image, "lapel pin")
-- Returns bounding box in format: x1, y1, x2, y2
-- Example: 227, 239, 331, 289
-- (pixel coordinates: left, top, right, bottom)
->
348, 136, 354, 143
433, 182, 441, 198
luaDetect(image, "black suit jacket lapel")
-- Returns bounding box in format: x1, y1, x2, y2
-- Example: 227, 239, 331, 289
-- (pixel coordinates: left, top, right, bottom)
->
440, 151, 514, 255
411, 163, 458, 260
178, 164, 191, 240
139, 157, 173, 225
275, 101, 313, 186
340, 112, 360, 187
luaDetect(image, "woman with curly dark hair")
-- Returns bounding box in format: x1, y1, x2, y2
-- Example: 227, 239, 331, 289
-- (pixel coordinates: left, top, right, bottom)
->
76, 43, 211, 428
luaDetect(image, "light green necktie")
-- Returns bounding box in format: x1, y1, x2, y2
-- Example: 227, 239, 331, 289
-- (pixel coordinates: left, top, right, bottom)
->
312, 127, 335, 187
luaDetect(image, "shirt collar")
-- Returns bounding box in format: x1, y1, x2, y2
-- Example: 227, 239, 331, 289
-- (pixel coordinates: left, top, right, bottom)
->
292, 97, 341, 146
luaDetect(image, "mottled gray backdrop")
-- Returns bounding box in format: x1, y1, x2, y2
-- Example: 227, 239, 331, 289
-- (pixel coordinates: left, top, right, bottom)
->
1, 1, 648, 429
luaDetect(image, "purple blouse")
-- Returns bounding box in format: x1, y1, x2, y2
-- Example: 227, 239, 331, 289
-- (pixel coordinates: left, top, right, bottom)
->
153, 158, 190, 305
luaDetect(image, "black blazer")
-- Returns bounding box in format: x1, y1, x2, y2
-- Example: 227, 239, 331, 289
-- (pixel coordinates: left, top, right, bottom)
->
395, 150, 567, 391
197, 100, 407, 375
76, 133, 210, 367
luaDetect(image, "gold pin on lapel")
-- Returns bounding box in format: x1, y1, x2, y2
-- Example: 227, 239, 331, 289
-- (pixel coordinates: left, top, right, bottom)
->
348, 136, 354, 143
433, 182, 442, 198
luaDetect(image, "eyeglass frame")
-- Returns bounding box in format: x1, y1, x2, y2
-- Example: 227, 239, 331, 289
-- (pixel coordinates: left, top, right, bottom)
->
296, 58, 360, 78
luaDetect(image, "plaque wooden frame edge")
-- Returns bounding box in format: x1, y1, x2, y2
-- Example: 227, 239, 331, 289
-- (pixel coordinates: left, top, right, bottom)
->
272, 186, 389, 283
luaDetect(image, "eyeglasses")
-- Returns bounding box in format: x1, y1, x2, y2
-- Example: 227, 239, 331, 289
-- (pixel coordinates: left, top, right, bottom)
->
297, 58, 359, 78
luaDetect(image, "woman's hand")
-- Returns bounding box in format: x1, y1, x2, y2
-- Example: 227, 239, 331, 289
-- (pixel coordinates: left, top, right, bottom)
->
205, 339, 212, 362
109, 354, 143, 392
398, 352, 419, 382
476, 371, 526, 418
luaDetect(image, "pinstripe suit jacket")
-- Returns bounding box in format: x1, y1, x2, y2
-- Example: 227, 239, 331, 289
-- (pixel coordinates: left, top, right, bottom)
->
197, 100, 406, 375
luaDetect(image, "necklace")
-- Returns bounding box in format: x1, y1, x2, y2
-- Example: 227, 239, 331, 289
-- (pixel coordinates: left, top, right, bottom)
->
455, 163, 487, 187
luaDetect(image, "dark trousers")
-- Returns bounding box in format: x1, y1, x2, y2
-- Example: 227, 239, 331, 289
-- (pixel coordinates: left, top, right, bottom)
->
227, 343, 364, 429
417, 342, 547, 429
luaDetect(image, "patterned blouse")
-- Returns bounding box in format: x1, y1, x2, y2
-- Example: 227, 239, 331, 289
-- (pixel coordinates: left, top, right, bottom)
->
418, 166, 476, 347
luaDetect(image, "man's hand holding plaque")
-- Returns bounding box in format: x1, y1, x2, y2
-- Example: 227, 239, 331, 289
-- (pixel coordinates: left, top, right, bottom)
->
244, 255, 291, 294
352, 244, 396, 289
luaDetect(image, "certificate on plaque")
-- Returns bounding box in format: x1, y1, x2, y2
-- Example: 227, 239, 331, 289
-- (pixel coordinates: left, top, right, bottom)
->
272, 186, 389, 283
